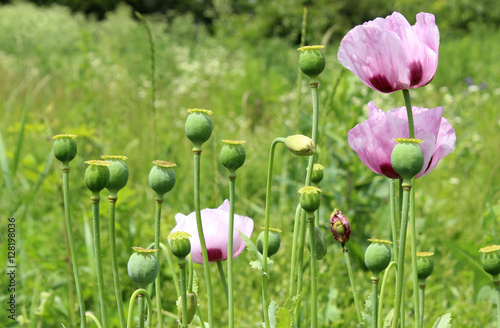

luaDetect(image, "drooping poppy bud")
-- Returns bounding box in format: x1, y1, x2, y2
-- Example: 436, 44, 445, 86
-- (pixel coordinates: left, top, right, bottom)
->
285, 135, 315, 156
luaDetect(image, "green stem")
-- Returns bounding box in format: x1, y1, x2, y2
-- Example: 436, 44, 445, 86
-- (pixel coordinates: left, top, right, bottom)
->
196, 305, 207, 328
138, 294, 146, 328
343, 247, 363, 326
294, 210, 307, 324
378, 261, 397, 328
262, 137, 286, 328
307, 214, 318, 328
419, 283, 425, 328
391, 179, 412, 328
179, 260, 189, 328
372, 278, 379, 328
217, 260, 229, 304
187, 256, 194, 293
390, 179, 399, 263
149, 242, 181, 298
126, 289, 153, 328
288, 204, 302, 298
193, 151, 214, 327
108, 198, 126, 328
91, 195, 109, 328
402, 89, 414, 139
410, 180, 420, 328
493, 278, 500, 328
228, 175, 236, 328
62, 168, 87, 328
85, 312, 103, 328
154, 196, 164, 328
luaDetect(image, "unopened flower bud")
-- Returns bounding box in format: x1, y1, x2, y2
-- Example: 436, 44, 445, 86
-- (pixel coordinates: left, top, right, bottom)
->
256, 228, 281, 257
185, 109, 213, 150
220, 140, 246, 173
53, 134, 77, 164
391, 138, 424, 179
306, 226, 328, 260
101, 155, 129, 198
127, 247, 159, 289
479, 245, 500, 278
149, 161, 177, 197
416, 252, 435, 282
168, 231, 192, 259
298, 45, 326, 79
285, 135, 315, 156
310, 163, 325, 184
84, 160, 111, 193
330, 209, 351, 246
298, 186, 321, 213
178, 292, 197, 325
365, 239, 392, 278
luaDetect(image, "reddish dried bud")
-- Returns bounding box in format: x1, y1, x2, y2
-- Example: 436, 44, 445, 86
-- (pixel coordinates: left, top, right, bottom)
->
330, 209, 351, 246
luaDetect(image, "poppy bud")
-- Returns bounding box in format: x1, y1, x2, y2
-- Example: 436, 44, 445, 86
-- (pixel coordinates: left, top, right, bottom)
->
185, 109, 213, 150
127, 247, 159, 289
285, 135, 315, 156
149, 161, 177, 197
178, 292, 197, 325
220, 140, 246, 173
53, 134, 77, 164
298, 45, 326, 79
365, 239, 392, 278
330, 209, 351, 246
298, 186, 321, 213
84, 160, 111, 193
391, 138, 424, 179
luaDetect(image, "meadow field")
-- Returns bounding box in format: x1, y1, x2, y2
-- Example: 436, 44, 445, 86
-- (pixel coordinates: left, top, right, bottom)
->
0, 2, 499, 327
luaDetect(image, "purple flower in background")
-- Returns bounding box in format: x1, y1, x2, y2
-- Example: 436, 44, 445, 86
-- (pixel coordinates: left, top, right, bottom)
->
338, 12, 439, 93
347, 101, 456, 179
170, 200, 254, 264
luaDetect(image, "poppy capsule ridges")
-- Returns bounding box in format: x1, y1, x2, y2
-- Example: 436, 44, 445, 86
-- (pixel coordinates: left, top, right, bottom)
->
149, 160, 177, 197
185, 108, 213, 150
298, 45, 326, 79
53, 134, 77, 164
127, 247, 159, 289
256, 228, 281, 257
168, 231, 192, 259
416, 252, 435, 281
365, 239, 392, 278
84, 160, 111, 193
220, 140, 246, 174
391, 138, 424, 179
298, 186, 322, 213
101, 155, 129, 197
479, 245, 500, 278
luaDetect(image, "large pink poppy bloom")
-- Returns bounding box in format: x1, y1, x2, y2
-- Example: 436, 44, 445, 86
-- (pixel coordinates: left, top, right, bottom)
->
347, 101, 456, 179
338, 12, 439, 93
170, 200, 254, 264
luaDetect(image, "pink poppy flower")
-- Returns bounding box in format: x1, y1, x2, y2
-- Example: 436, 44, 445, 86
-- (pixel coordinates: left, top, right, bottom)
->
338, 12, 439, 93
347, 101, 456, 179
170, 200, 254, 264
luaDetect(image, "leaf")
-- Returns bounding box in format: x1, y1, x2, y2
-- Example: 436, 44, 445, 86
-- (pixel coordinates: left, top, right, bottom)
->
192, 270, 199, 295
383, 308, 394, 328
276, 294, 301, 328
361, 292, 373, 328
432, 313, 452, 328
238, 230, 273, 273
191, 315, 210, 328
262, 300, 278, 328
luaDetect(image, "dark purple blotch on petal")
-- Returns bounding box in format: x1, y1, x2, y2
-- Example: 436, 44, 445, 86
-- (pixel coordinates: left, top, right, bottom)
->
369, 75, 395, 93
380, 162, 401, 179
207, 248, 223, 262
409, 61, 423, 86
422, 155, 434, 174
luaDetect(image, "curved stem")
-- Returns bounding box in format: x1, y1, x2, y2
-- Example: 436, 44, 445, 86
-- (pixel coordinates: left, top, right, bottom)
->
217, 260, 229, 304
108, 198, 126, 328
193, 151, 214, 327
343, 247, 363, 326
91, 196, 108, 328
410, 179, 420, 328
126, 289, 153, 328
85, 312, 103, 328
62, 168, 87, 328
154, 196, 164, 328
372, 279, 379, 328
261, 137, 286, 328
378, 261, 397, 328
227, 176, 236, 328
391, 179, 412, 328
307, 214, 318, 328
289, 204, 302, 298
179, 261, 188, 328
154, 242, 180, 298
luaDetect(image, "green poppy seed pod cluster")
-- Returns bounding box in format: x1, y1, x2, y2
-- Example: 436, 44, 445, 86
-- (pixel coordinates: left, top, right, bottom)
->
298, 186, 321, 213
479, 245, 500, 277
391, 138, 424, 179
310, 163, 325, 184
256, 229, 281, 257
416, 252, 435, 281
53, 134, 77, 164
185, 108, 213, 150
101, 155, 129, 197
365, 239, 392, 278
298, 45, 326, 79
127, 247, 159, 289
168, 231, 192, 259
178, 292, 197, 325
149, 161, 177, 197
220, 140, 246, 173
285, 135, 315, 156
84, 160, 111, 193
306, 226, 328, 260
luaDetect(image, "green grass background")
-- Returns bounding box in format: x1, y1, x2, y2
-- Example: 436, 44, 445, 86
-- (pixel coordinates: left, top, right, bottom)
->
0, 2, 499, 327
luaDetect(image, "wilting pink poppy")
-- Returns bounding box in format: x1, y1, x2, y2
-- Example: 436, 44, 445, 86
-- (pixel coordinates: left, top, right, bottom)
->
338, 12, 439, 93
170, 200, 254, 264
347, 101, 456, 179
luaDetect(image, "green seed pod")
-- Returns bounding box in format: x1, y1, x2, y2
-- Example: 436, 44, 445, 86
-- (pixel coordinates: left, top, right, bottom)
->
416, 252, 435, 281
298, 186, 321, 213
256, 228, 281, 257
220, 140, 246, 173
53, 134, 77, 164
310, 163, 325, 185
149, 161, 177, 197
285, 135, 315, 156
185, 109, 213, 150
178, 292, 197, 325
127, 247, 159, 289
101, 155, 129, 197
298, 45, 326, 79
391, 138, 424, 179
84, 160, 111, 193
365, 239, 392, 278
306, 226, 328, 260
479, 245, 500, 277
168, 231, 192, 259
